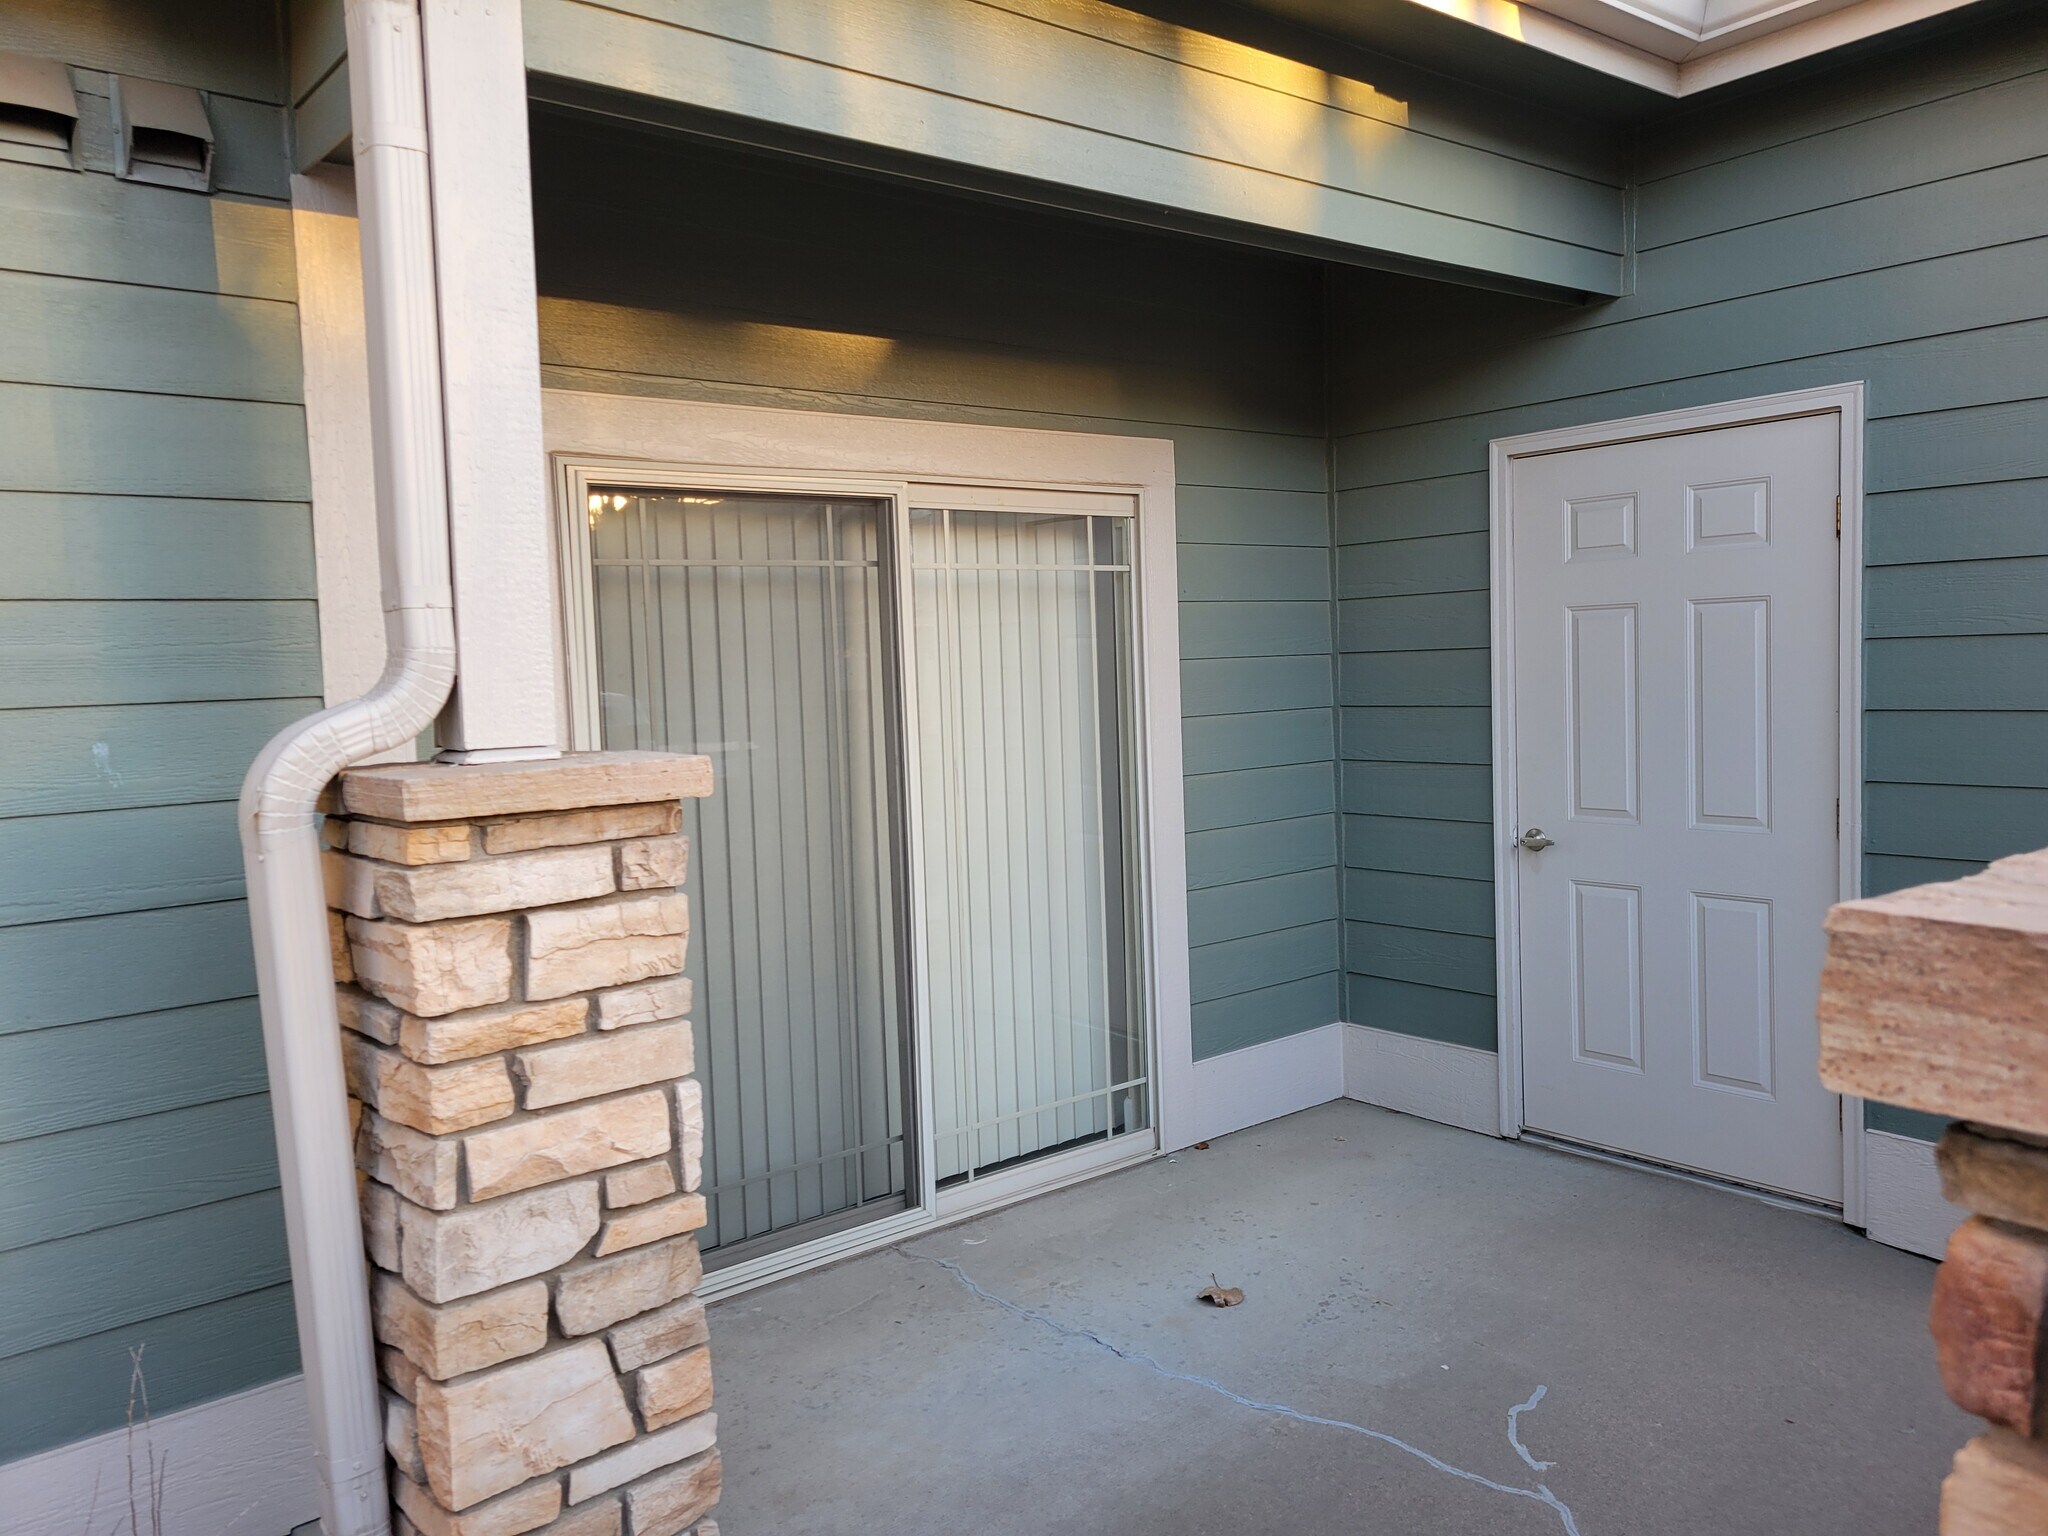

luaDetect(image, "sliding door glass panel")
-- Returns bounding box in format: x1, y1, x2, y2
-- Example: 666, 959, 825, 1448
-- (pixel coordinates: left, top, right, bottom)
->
909, 506, 1146, 1185
590, 488, 907, 1258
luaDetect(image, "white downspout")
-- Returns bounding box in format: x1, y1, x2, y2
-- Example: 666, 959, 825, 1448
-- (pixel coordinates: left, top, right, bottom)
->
239, 4, 454, 1533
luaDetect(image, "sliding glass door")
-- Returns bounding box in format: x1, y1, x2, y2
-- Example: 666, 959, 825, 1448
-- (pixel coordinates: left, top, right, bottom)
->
585, 476, 1149, 1268
908, 501, 1146, 1188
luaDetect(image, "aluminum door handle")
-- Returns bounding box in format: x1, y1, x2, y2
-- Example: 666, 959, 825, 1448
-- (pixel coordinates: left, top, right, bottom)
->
1517, 828, 1555, 852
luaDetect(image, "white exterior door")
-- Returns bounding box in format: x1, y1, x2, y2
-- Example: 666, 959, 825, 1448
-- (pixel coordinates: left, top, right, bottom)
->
1510, 413, 1843, 1203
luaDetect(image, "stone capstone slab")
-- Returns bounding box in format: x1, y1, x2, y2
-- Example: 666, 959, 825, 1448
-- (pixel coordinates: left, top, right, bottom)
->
343, 752, 712, 823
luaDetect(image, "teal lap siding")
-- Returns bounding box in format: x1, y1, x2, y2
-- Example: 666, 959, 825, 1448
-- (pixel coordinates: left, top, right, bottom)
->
530, 114, 1345, 1062
0, 2, 314, 1460
1329, 6, 2048, 1144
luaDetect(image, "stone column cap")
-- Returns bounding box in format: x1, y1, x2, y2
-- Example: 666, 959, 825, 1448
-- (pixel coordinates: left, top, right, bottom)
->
340, 752, 714, 822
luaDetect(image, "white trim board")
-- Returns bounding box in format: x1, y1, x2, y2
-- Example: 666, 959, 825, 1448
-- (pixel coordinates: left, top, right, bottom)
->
542, 389, 1195, 1297
1191, 1023, 1346, 1143
289, 168, 385, 713
1862, 1129, 1963, 1260
1487, 382, 1868, 1226
0, 1374, 316, 1536
1087, 1024, 1959, 1268
1343, 1024, 1503, 1136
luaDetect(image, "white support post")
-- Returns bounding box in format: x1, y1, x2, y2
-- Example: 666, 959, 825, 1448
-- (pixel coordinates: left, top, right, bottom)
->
291, 165, 385, 712
419, 0, 563, 760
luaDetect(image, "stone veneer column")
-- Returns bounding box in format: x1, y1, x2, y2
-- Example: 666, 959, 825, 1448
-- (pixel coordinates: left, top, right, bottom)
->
322, 752, 721, 1536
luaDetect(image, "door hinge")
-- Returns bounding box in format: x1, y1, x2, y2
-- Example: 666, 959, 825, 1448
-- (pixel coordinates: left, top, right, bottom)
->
1836, 797, 1841, 835
1835, 495, 1842, 537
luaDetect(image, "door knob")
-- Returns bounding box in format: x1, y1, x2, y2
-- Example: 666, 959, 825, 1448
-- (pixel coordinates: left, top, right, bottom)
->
1517, 828, 1555, 852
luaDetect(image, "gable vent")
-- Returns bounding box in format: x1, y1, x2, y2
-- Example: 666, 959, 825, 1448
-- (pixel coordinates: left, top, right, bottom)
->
111, 74, 214, 192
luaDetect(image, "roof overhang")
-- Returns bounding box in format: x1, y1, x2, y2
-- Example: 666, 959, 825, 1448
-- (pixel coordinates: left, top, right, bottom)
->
1398, 0, 1989, 94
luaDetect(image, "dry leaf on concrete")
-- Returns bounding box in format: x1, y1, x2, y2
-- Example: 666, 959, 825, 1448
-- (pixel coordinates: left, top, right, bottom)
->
1197, 1275, 1244, 1307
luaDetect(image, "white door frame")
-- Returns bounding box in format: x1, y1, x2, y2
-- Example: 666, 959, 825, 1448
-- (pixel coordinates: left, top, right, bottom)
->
541, 389, 1194, 1295
1487, 382, 1867, 1225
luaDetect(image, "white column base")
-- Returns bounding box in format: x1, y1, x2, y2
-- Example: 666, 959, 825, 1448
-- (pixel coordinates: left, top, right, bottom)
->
1862, 1128, 1964, 1259
1343, 1023, 1503, 1136
1187, 1023, 1345, 1145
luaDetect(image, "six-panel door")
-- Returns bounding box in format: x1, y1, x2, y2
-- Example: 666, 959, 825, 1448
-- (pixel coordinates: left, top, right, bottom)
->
1512, 414, 1844, 1203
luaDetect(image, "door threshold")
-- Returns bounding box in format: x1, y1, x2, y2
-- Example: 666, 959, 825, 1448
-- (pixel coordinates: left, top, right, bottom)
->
1517, 1130, 1845, 1219
698, 1135, 1158, 1303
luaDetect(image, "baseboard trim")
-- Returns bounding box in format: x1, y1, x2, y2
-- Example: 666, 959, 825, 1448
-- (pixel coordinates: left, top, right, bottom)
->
0, 1372, 316, 1536
1343, 1024, 1502, 1137
1188, 1022, 1345, 1145
1862, 1128, 1963, 1260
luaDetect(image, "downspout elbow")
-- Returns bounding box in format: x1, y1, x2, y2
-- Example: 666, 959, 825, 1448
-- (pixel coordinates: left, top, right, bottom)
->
237, 620, 453, 1536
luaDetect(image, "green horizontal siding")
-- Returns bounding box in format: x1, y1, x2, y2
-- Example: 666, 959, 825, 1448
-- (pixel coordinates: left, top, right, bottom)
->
1186, 869, 1339, 947
0, 600, 319, 707
0, 802, 245, 925
0, 495, 315, 600
525, 0, 1625, 294
1192, 972, 1342, 1057
531, 114, 1341, 1061
1330, 6, 2048, 1149
1185, 764, 1335, 834
0, 1000, 267, 1142
0, 1, 311, 1461
0, 1283, 299, 1464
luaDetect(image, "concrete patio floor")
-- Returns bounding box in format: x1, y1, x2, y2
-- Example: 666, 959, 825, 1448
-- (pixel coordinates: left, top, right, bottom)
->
705, 1100, 1969, 1535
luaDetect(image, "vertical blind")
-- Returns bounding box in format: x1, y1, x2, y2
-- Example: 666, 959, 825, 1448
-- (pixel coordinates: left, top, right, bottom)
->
592, 489, 906, 1254
909, 507, 1144, 1185
591, 484, 1147, 1257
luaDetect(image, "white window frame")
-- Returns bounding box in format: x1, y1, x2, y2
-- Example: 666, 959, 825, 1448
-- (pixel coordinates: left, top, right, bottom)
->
543, 389, 1193, 1296
1488, 382, 1868, 1227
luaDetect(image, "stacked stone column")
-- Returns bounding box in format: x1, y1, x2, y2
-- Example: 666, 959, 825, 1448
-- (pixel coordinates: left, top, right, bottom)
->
1817, 848, 2048, 1533
322, 752, 720, 1536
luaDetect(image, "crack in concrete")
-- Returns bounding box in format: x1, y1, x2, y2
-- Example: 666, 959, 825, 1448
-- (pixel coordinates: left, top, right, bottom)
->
1508, 1385, 1558, 1473
906, 1250, 1582, 1536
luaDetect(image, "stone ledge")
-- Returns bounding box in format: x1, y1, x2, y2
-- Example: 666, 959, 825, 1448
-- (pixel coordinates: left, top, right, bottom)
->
1818, 848, 2048, 1138
343, 753, 715, 824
